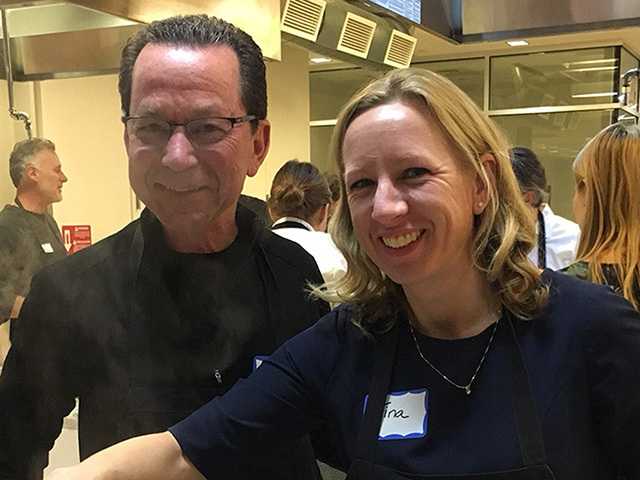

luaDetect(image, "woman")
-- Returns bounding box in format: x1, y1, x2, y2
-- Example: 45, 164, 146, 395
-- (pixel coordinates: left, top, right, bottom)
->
509, 146, 580, 270
268, 160, 347, 283
563, 123, 640, 310
52, 69, 640, 479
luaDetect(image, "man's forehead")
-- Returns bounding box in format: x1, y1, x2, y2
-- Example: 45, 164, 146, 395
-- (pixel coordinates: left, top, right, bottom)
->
130, 43, 242, 110
133, 43, 240, 78
32, 149, 59, 167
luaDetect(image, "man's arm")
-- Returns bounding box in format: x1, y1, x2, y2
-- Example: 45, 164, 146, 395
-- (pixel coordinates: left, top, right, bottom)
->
0, 270, 78, 479
8, 295, 24, 320
49, 433, 204, 480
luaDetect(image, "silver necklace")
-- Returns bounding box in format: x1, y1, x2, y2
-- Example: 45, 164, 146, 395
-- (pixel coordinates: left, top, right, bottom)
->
408, 313, 500, 396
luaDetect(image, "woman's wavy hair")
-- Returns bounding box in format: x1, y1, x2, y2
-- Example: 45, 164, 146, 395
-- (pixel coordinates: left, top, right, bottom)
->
573, 122, 640, 310
313, 68, 548, 334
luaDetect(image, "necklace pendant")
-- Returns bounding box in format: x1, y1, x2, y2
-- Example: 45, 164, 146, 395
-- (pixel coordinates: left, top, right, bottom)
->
465, 386, 471, 395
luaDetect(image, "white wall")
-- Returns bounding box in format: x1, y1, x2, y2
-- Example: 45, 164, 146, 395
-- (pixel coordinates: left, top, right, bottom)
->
37, 75, 131, 243
243, 43, 311, 199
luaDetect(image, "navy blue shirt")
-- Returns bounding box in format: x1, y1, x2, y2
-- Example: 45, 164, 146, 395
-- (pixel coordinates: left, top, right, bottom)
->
170, 271, 640, 479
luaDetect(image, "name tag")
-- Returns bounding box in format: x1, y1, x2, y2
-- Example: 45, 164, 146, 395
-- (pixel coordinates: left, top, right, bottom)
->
41, 243, 54, 253
253, 355, 269, 371
365, 389, 429, 440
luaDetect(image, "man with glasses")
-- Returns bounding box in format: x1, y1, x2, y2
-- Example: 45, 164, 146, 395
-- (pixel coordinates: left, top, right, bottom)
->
0, 15, 328, 479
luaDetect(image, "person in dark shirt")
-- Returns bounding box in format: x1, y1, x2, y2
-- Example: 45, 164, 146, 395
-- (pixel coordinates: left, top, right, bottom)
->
563, 122, 640, 309
0, 14, 328, 480
49, 71, 640, 480
0, 138, 67, 347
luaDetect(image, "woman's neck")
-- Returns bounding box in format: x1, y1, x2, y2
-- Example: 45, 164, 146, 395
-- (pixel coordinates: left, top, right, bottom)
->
404, 267, 500, 340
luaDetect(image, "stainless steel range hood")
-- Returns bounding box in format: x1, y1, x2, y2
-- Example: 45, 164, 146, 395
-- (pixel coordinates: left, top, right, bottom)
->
0, 0, 281, 80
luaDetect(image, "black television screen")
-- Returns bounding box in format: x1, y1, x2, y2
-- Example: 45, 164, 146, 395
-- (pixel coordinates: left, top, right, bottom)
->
369, 0, 421, 23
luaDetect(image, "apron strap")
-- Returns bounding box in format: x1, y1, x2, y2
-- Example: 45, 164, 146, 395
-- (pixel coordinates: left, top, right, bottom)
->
537, 210, 546, 269
506, 316, 548, 466
354, 315, 549, 469
355, 323, 400, 463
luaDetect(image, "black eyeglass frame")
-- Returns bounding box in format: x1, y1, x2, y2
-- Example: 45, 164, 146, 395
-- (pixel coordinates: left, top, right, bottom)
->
121, 114, 259, 146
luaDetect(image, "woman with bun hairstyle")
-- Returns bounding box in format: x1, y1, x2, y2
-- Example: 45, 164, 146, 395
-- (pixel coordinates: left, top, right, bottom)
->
268, 160, 347, 283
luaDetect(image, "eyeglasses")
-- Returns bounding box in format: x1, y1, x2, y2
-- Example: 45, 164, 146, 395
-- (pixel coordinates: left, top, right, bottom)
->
122, 115, 257, 148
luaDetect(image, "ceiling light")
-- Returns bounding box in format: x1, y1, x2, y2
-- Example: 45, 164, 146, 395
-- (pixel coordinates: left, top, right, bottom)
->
506, 40, 529, 47
567, 66, 618, 72
571, 92, 618, 99
310, 56, 332, 64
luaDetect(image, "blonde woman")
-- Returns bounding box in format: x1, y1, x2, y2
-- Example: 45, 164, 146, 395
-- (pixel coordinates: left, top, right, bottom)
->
563, 123, 640, 311
52, 70, 640, 480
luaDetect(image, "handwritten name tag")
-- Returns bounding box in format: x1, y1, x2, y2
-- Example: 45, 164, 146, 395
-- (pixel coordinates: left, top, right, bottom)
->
41, 243, 54, 253
365, 389, 429, 440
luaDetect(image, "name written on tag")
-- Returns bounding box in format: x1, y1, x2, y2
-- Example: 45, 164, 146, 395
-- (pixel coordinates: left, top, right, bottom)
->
364, 389, 429, 440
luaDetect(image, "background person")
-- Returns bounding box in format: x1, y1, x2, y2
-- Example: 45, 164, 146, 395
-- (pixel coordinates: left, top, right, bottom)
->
51, 69, 640, 480
0, 15, 328, 480
268, 160, 347, 283
0, 138, 67, 354
510, 146, 580, 270
563, 122, 640, 310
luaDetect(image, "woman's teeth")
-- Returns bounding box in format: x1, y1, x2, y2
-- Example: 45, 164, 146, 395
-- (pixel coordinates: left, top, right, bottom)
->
382, 231, 421, 249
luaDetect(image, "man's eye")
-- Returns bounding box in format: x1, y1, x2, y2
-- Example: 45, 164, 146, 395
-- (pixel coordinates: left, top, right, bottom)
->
191, 121, 226, 137
402, 167, 428, 179
138, 121, 168, 134
348, 178, 374, 191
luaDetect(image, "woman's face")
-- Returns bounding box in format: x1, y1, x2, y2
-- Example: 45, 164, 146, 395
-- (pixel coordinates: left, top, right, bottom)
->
342, 100, 486, 291
572, 156, 587, 228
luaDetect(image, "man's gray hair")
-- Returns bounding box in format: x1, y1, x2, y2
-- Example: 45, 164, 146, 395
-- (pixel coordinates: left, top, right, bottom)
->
9, 138, 56, 188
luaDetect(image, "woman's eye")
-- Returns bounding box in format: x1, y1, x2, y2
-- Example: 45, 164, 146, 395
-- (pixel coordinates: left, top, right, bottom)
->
403, 167, 428, 179
348, 178, 374, 191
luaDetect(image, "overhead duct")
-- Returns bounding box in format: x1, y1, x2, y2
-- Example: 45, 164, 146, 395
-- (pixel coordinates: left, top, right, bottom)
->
384, 29, 418, 69
336, 12, 377, 59
461, 0, 640, 42
282, 0, 418, 69
281, 0, 326, 43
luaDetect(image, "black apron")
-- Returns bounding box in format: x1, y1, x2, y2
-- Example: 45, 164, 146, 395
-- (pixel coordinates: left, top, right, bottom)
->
346, 317, 556, 480
537, 210, 546, 269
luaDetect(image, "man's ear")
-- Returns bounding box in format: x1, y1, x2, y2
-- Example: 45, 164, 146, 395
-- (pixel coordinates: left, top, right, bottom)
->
473, 152, 497, 215
25, 164, 39, 183
247, 120, 271, 178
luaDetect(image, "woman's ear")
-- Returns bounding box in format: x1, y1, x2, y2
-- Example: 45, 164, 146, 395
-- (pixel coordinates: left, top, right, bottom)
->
473, 153, 497, 215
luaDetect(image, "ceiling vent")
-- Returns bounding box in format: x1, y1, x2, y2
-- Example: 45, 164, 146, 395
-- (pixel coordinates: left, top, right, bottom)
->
336, 12, 377, 59
384, 29, 417, 68
281, 0, 327, 42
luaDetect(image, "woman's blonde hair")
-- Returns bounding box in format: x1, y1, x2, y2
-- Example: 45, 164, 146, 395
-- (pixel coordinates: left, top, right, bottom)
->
313, 68, 547, 333
574, 122, 640, 309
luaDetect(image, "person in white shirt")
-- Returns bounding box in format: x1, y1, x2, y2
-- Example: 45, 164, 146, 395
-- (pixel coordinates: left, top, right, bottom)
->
268, 160, 347, 284
510, 147, 580, 270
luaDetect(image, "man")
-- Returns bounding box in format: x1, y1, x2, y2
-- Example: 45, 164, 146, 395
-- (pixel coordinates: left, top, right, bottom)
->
510, 146, 580, 270
0, 15, 328, 479
0, 139, 68, 343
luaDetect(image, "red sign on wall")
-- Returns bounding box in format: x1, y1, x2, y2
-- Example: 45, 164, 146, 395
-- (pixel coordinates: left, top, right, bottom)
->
62, 225, 92, 254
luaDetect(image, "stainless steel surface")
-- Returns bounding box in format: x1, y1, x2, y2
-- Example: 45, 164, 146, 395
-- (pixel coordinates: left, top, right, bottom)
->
0, 0, 281, 81
620, 67, 640, 108
462, 0, 640, 40
2, 8, 32, 138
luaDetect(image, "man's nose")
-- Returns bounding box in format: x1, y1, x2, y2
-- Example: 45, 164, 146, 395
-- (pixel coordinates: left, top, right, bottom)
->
61, 171, 68, 183
162, 127, 198, 172
371, 180, 408, 223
